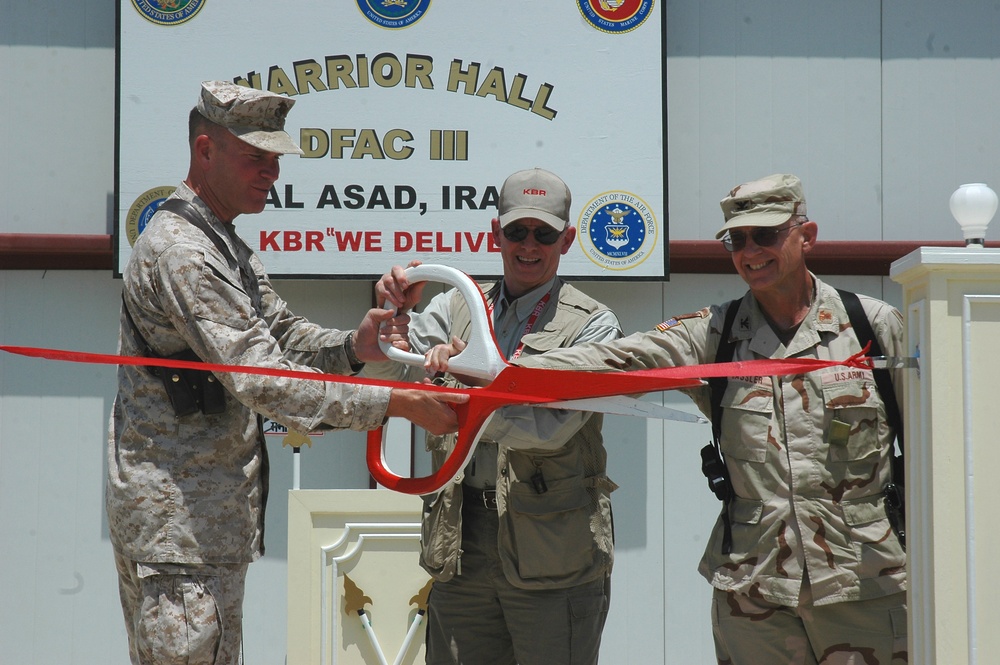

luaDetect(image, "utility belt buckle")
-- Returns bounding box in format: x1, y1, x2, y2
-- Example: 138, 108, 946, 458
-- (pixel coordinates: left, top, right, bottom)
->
463, 485, 498, 510
480, 489, 498, 510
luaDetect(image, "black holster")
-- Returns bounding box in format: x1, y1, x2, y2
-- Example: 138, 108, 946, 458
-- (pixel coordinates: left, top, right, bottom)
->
700, 443, 732, 502
883, 454, 906, 550
701, 442, 734, 555
148, 349, 227, 417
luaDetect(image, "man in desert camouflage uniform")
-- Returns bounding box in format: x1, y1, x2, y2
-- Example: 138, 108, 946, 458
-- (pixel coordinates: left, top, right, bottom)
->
108, 81, 465, 665
521, 174, 908, 664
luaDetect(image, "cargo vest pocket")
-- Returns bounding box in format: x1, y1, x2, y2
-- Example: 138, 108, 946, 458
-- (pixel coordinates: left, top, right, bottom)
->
704, 496, 764, 572
719, 381, 773, 463
508, 478, 592, 579
822, 378, 880, 462
842, 492, 906, 572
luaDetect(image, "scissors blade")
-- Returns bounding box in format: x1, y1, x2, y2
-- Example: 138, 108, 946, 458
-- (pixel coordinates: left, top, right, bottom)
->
869, 356, 919, 369
542, 395, 708, 424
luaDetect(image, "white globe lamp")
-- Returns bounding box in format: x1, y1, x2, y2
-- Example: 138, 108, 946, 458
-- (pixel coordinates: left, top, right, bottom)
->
949, 183, 998, 247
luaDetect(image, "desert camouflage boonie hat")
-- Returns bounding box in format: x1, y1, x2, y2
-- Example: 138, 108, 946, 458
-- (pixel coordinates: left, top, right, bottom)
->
717, 173, 807, 238
196, 81, 303, 155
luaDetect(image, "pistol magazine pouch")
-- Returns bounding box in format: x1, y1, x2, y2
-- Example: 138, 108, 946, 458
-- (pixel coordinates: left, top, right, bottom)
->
147, 350, 227, 417
122, 293, 227, 417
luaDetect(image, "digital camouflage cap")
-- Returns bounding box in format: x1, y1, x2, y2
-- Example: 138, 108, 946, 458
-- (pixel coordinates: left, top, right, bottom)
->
196, 81, 303, 155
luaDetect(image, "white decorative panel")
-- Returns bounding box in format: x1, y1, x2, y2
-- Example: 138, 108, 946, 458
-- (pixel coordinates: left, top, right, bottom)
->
287, 490, 430, 665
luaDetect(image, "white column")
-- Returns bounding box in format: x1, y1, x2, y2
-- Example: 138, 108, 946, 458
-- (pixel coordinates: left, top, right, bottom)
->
890, 247, 1000, 665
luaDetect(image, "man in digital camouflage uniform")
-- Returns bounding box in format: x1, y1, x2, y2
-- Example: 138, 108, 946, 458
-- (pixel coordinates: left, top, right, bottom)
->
520, 174, 907, 664
108, 81, 465, 665
369, 168, 623, 665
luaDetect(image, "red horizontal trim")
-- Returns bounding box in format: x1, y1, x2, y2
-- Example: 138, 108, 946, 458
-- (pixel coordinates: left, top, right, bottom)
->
0, 234, 990, 275
0, 234, 114, 270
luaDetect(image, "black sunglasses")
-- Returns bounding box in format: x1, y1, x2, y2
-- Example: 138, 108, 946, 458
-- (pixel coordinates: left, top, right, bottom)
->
502, 224, 564, 246
721, 222, 806, 252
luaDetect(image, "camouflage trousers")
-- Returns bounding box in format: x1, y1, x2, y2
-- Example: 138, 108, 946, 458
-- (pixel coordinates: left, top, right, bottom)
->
114, 551, 249, 665
711, 584, 907, 665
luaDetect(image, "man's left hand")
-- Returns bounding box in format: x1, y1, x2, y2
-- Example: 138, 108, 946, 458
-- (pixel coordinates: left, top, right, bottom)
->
354, 308, 411, 362
375, 261, 425, 310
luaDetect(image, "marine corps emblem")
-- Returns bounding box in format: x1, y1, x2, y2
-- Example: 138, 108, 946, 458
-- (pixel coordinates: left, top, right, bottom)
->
577, 0, 654, 34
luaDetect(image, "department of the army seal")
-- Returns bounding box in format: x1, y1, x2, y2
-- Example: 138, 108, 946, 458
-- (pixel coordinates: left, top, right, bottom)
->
577, 190, 658, 271
356, 0, 431, 29
577, 0, 654, 34
131, 0, 207, 26
125, 186, 176, 247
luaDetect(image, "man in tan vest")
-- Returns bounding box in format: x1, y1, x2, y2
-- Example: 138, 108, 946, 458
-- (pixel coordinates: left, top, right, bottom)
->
369, 168, 622, 664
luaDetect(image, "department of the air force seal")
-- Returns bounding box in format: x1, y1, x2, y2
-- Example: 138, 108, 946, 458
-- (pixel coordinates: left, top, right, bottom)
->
577, 0, 654, 34
125, 186, 176, 247
577, 190, 658, 270
131, 0, 207, 26
356, 0, 431, 29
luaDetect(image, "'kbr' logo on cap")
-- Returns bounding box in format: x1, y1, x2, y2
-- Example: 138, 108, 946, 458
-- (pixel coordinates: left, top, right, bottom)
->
577, 190, 657, 271
131, 0, 206, 26
356, 0, 432, 30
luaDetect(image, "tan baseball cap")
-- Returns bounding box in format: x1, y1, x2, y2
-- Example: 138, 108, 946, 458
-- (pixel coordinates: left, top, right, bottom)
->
717, 173, 807, 238
196, 81, 303, 155
498, 168, 572, 230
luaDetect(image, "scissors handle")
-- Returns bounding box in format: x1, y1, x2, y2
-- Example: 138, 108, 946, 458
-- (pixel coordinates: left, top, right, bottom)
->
379, 264, 507, 382
370, 264, 508, 494
367, 395, 504, 495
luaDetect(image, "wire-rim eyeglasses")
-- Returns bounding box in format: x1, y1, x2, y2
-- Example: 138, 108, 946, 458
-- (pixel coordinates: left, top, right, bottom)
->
721, 221, 806, 252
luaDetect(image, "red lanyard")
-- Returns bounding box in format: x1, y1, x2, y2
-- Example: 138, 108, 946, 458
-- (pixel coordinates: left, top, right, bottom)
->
487, 291, 552, 360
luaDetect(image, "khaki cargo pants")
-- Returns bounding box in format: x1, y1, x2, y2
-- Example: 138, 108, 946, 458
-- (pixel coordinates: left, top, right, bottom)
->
114, 551, 248, 665
425, 499, 610, 665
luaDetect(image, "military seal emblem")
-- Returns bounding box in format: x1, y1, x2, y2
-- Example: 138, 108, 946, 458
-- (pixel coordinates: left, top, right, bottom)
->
577, 190, 658, 271
577, 0, 654, 34
131, 0, 207, 26
125, 186, 176, 247
356, 0, 432, 29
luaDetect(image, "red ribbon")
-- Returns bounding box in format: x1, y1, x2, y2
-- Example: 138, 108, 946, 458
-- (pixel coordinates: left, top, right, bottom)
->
1, 343, 876, 495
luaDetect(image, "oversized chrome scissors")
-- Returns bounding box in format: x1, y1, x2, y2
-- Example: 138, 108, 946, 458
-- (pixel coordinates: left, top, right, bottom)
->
367, 264, 707, 496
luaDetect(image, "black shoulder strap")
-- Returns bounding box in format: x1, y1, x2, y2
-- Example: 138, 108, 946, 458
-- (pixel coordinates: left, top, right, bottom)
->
709, 299, 742, 442
157, 198, 238, 265
838, 289, 907, 548
154, 199, 268, 518
706, 299, 741, 555
836, 289, 903, 448
156, 198, 262, 314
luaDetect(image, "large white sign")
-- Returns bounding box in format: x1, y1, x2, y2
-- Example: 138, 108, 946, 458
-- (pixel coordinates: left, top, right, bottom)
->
117, 0, 665, 279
